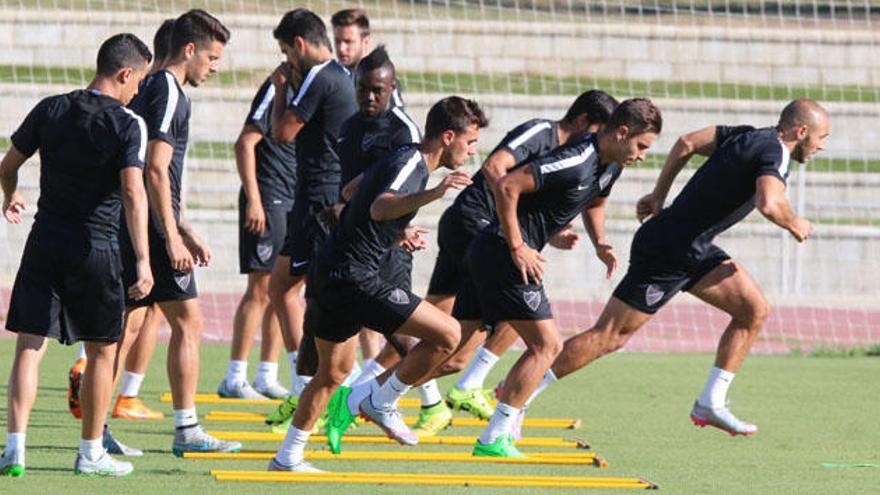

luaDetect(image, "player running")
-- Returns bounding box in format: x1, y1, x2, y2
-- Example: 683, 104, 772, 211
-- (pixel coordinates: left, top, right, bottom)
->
1, 33, 153, 477
526, 99, 828, 437
269, 97, 487, 472
455, 99, 662, 457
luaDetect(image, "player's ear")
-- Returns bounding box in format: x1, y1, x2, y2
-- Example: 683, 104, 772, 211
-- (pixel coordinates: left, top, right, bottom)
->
117, 67, 134, 86
615, 125, 630, 141
183, 42, 196, 61
796, 124, 808, 141
441, 129, 455, 146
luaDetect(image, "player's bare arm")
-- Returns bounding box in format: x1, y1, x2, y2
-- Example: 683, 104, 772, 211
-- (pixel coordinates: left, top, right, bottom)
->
341, 173, 363, 202
481, 148, 516, 192
145, 139, 194, 272
120, 167, 153, 300
581, 196, 617, 278
235, 124, 266, 235
269, 63, 305, 143
755, 175, 812, 242
495, 164, 546, 284
0, 146, 28, 223
369, 171, 471, 221
637, 125, 717, 222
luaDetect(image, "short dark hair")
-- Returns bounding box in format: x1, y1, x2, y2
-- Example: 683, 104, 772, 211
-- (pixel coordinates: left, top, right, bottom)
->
331, 8, 370, 37
96, 33, 152, 76
424, 96, 489, 140
274, 9, 331, 50
153, 19, 175, 64
170, 9, 230, 56
356, 45, 394, 78
563, 90, 619, 125
603, 98, 663, 136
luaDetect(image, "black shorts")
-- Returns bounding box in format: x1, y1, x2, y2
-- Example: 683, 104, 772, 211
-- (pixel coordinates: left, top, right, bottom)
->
379, 246, 413, 292
121, 225, 198, 307
280, 193, 336, 276
452, 233, 552, 326
238, 191, 292, 274
305, 269, 422, 343
613, 238, 731, 314
427, 207, 479, 296
6, 225, 124, 344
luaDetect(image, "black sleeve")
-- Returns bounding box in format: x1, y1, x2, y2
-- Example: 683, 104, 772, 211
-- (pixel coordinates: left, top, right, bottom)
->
754, 138, 789, 185
10, 97, 52, 157
287, 65, 332, 124
118, 109, 147, 171
245, 78, 275, 136
715, 125, 754, 148
385, 151, 424, 195
498, 120, 554, 165
139, 73, 179, 145
528, 142, 589, 193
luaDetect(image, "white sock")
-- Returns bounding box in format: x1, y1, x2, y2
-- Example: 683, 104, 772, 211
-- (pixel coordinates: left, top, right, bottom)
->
699, 367, 735, 408
291, 375, 312, 398
118, 371, 145, 397
287, 351, 302, 397
254, 361, 279, 387
76, 343, 87, 361
346, 380, 375, 416
479, 402, 520, 445
5, 433, 25, 464
225, 360, 248, 386
341, 360, 362, 387
525, 369, 558, 407
275, 425, 310, 466
351, 359, 385, 387
78, 437, 104, 461
371, 372, 411, 409
418, 380, 443, 407
456, 347, 500, 391
173, 408, 198, 429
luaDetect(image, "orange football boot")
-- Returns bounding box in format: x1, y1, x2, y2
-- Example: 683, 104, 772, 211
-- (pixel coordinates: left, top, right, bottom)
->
112, 396, 165, 420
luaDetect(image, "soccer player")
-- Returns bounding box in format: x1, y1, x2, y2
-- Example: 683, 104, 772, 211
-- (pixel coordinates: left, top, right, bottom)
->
68, 18, 177, 423
527, 99, 827, 436
216, 47, 298, 402
121, 9, 240, 456
453, 99, 662, 457
426, 90, 618, 427
269, 96, 487, 472
0, 33, 153, 477
263, 9, 358, 426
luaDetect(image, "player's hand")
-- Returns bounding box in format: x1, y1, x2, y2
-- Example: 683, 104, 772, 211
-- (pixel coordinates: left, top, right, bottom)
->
2, 192, 26, 224
271, 62, 291, 88
246, 201, 266, 236
166, 235, 194, 272
399, 226, 429, 253
788, 217, 813, 242
511, 243, 546, 284
182, 231, 212, 267
128, 259, 154, 300
548, 223, 579, 250
433, 171, 472, 198
636, 192, 663, 223
317, 203, 345, 230
595, 243, 618, 279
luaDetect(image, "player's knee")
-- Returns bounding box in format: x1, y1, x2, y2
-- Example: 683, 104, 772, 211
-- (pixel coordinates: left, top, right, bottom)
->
746, 298, 770, 330
439, 354, 469, 375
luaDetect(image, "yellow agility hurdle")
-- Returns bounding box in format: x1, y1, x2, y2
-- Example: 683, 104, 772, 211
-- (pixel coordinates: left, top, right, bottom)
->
205, 410, 582, 429
210, 470, 657, 489
208, 430, 591, 449
160, 393, 422, 408
184, 449, 607, 467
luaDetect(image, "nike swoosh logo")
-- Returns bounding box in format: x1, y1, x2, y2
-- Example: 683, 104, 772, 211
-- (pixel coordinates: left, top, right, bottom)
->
292, 260, 309, 268
577, 184, 590, 191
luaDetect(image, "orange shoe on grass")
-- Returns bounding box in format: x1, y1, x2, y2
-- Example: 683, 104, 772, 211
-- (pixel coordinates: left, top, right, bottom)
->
112, 396, 165, 420
68, 358, 87, 419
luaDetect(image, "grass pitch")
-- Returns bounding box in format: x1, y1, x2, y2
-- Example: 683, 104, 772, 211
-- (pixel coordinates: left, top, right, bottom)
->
0, 339, 876, 493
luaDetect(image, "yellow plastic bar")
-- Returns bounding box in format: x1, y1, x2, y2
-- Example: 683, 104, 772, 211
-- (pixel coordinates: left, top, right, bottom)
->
205, 411, 580, 429
208, 430, 586, 448
160, 393, 421, 408
184, 450, 603, 466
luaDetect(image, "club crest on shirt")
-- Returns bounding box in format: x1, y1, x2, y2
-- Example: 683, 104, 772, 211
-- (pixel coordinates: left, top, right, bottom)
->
257, 242, 274, 263
598, 168, 614, 191
174, 272, 192, 291
361, 132, 379, 151
645, 284, 664, 306
523, 290, 541, 312
388, 288, 410, 305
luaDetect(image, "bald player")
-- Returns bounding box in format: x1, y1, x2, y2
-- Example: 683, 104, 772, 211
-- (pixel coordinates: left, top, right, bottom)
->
525, 99, 829, 437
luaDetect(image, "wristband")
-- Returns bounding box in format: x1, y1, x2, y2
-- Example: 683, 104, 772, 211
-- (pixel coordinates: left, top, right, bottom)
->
510, 241, 525, 252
